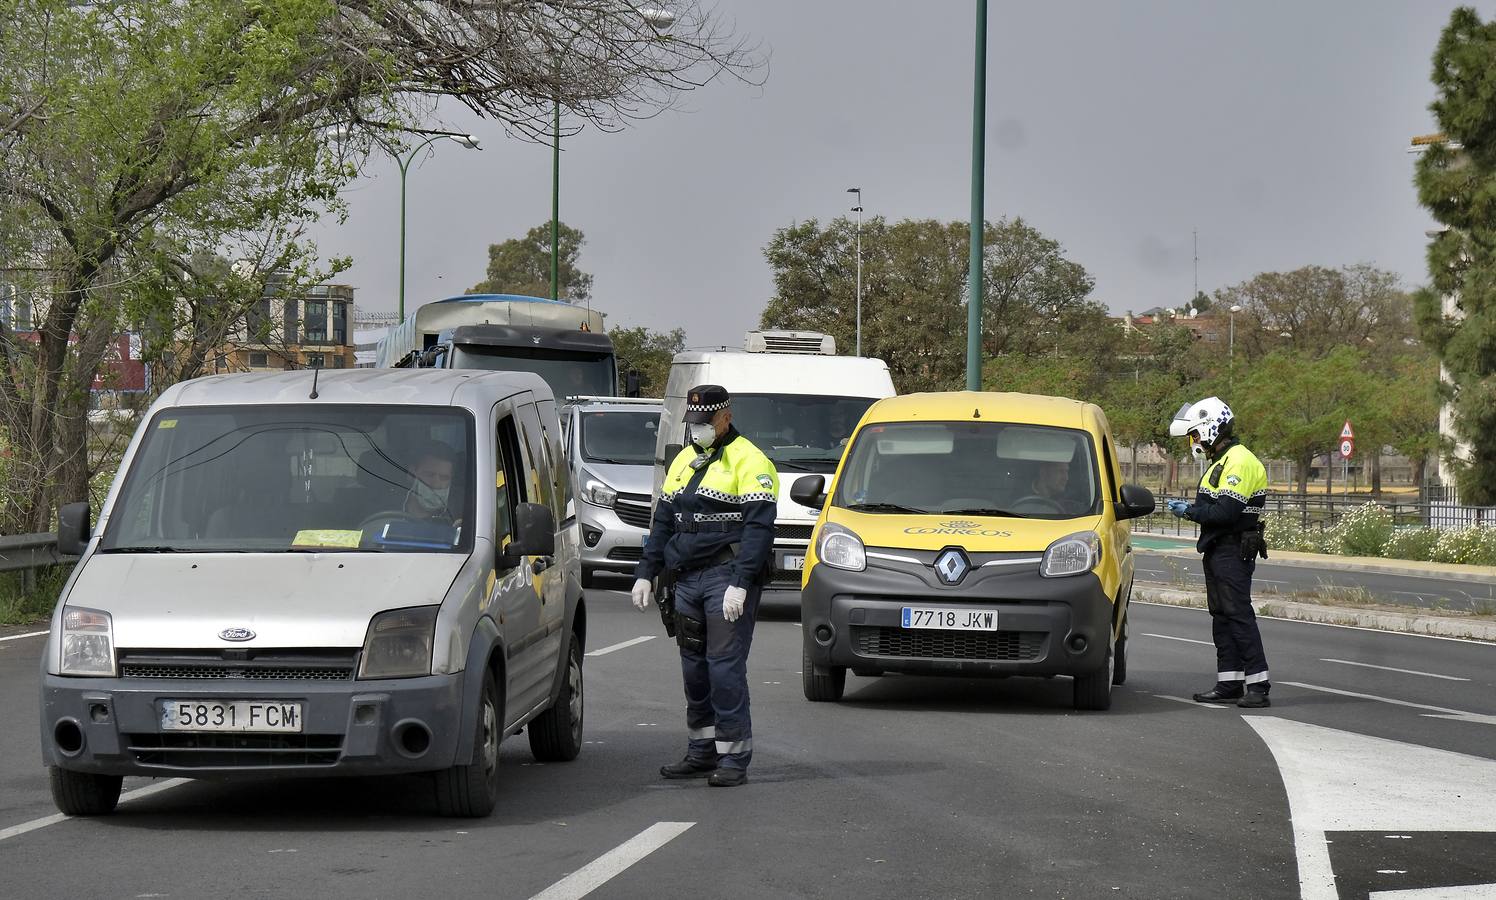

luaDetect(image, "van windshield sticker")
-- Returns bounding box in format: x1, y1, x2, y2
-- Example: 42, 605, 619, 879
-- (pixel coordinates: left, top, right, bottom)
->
158, 419, 177, 429
291, 529, 362, 549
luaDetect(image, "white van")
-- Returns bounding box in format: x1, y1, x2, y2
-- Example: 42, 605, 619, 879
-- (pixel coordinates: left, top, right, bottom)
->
654, 331, 896, 598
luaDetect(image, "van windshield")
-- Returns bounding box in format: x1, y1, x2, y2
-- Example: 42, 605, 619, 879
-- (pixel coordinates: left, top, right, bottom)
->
727, 394, 877, 473
99, 405, 475, 553
831, 421, 1101, 520
581, 410, 659, 466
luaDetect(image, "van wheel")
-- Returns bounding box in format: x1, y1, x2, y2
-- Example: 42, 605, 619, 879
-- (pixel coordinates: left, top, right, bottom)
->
434, 670, 501, 817
528, 638, 584, 762
49, 767, 122, 816
1111, 614, 1129, 686
1073, 644, 1114, 711
802, 640, 845, 702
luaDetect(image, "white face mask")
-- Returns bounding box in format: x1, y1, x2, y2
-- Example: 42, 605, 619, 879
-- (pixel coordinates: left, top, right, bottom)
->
1189, 432, 1207, 460
688, 422, 717, 449
410, 480, 450, 512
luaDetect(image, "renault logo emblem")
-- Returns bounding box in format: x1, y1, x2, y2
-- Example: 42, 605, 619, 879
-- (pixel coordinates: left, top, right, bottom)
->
218, 627, 256, 642
933, 547, 970, 585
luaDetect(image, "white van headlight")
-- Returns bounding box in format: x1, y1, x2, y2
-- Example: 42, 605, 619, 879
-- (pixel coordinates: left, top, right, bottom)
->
579, 471, 617, 507
60, 607, 115, 676
1041, 531, 1101, 578
817, 523, 866, 572
359, 606, 438, 679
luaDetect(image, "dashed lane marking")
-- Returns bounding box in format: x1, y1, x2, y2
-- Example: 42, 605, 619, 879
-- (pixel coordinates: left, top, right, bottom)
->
585, 636, 656, 657
1153, 693, 1231, 709
0, 778, 189, 843
529, 821, 695, 900
1319, 658, 1471, 682
0, 630, 48, 643
1142, 632, 1213, 646
1280, 682, 1496, 727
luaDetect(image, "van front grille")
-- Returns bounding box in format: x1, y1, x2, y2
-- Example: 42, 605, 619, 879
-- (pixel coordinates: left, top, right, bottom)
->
613, 493, 654, 529
117, 650, 357, 682
851, 626, 1044, 661
127, 732, 343, 768
775, 524, 814, 542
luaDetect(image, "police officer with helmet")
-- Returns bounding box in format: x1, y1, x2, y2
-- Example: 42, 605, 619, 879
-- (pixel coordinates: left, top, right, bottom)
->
1166, 397, 1272, 709
631, 385, 778, 787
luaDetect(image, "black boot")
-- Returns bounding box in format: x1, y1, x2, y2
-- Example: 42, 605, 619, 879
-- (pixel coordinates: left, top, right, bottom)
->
707, 768, 747, 787
1237, 689, 1271, 709
660, 756, 718, 779
1192, 682, 1244, 703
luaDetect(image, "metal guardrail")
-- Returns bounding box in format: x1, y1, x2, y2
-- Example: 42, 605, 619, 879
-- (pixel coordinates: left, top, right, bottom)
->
1133, 492, 1496, 540
0, 532, 71, 573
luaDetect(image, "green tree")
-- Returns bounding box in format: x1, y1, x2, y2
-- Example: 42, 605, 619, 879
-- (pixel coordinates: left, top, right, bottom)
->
609, 325, 685, 397
0, 0, 760, 531
1234, 347, 1372, 495
1215, 264, 1413, 363
1413, 6, 1496, 503
470, 222, 592, 301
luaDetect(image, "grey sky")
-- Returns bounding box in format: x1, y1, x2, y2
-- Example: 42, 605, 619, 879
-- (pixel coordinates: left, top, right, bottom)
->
310, 0, 1486, 348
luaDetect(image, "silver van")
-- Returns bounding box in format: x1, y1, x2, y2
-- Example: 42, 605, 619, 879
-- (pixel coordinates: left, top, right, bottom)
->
561, 397, 663, 586
38, 369, 585, 818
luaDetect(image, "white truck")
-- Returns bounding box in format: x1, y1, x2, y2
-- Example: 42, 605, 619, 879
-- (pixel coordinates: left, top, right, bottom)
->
653, 331, 896, 600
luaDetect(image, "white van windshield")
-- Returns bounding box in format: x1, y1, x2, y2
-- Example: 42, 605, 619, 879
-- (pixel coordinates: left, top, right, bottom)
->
581, 410, 659, 466
727, 394, 876, 473
100, 405, 475, 553
831, 421, 1101, 520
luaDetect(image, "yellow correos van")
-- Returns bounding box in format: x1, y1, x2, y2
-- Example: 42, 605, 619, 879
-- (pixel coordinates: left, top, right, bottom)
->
788, 391, 1155, 710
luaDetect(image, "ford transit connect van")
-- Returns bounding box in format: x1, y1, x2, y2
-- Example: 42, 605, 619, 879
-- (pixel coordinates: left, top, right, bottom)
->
39, 369, 585, 818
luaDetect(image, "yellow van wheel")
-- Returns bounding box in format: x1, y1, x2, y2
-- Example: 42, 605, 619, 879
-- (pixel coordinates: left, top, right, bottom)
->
1072, 640, 1114, 711
802, 640, 846, 702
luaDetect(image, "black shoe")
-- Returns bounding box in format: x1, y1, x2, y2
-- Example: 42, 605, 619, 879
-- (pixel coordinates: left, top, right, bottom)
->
1237, 691, 1271, 709
1192, 685, 1245, 703
707, 768, 747, 788
660, 757, 718, 780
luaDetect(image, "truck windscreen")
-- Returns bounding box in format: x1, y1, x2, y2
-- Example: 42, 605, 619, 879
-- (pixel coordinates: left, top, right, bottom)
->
450, 347, 615, 400
726, 394, 877, 473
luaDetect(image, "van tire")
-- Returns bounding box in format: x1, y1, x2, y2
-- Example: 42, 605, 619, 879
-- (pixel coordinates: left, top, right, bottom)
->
1111, 614, 1129, 686
528, 639, 584, 762
434, 670, 501, 817
802, 641, 845, 702
49, 767, 122, 816
1073, 646, 1114, 711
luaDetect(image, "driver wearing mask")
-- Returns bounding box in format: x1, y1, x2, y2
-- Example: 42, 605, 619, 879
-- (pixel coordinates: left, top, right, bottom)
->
405, 444, 456, 519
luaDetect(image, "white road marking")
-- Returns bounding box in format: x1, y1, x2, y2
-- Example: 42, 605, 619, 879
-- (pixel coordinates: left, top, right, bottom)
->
0, 629, 48, 643
1279, 682, 1496, 727
529, 821, 695, 900
1319, 658, 1471, 682
1370, 886, 1496, 898
1153, 693, 1230, 709
0, 777, 188, 843
1245, 717, 1496, 900
1132, 599, 1496, 646
585, 636, 656, 657
1142, 632, 1213, 646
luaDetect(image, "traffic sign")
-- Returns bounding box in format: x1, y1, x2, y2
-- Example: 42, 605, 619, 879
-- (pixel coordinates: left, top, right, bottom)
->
1340, 438, 1354, 459
1340, 420, 1354, 439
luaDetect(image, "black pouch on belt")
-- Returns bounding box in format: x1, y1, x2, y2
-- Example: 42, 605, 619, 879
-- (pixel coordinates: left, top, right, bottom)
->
676, 610, 707, 653
655, 570, 678, 638
1240, 525, 1267, 562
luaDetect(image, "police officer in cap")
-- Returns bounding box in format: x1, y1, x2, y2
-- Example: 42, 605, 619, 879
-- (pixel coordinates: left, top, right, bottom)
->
631, 385, 779, 786
1167, 397, 1272, 708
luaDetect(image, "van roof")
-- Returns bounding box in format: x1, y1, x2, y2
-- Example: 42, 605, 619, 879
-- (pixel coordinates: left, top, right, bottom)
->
157, 368, 551, 409
668, 351, 894, 398
863, 391, 1096, 430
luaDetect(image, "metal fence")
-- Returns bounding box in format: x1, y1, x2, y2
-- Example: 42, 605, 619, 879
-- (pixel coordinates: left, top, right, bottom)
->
1134, 491, 1496, 540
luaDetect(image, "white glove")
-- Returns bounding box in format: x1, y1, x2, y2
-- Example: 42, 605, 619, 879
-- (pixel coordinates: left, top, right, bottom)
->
631, 578, 653, 612
722, 585, 748, 623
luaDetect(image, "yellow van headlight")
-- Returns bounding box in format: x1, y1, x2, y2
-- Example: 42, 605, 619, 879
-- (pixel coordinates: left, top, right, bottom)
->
817, 522, 866, 572
1040, 531, 1100, 578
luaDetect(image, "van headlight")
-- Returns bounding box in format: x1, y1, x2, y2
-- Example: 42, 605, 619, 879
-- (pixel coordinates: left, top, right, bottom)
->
579, 471, 617, 507
1041, 531, 1101, 578
817, 523, 866, 572
358, 606, 438, 679
60, 607, 115, 676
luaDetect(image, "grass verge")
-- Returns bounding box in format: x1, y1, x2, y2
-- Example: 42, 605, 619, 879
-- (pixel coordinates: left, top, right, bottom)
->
0, 565, 70, 626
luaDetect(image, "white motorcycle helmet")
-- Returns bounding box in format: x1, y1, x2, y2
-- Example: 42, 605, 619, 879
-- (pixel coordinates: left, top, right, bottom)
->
1169, 396, 1234, 460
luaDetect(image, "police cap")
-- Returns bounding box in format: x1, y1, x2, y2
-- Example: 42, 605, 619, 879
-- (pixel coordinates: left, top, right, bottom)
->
683, 384, 730, 423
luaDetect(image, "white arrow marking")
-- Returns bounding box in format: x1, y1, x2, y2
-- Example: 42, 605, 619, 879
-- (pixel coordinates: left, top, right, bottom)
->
1245, 717, 1496, 900
1280, 682, 1496, 727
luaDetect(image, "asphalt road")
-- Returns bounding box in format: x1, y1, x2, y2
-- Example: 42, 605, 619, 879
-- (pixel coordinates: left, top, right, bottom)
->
1133, 550, 1496, 613
3, 592, 1495, 900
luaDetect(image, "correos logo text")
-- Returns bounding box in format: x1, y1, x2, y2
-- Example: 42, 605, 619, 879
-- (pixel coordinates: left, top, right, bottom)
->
903, 520, 1012, 538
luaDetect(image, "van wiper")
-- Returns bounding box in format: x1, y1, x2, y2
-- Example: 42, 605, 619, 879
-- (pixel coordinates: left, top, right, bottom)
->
941, 506, 1028, 519
98, 545, 186, 553
847, 502, 930, 514
585, 456, 645, 466
773, 460, 816, 471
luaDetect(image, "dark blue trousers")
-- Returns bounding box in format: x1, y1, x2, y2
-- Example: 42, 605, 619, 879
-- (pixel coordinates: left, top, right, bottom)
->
1202, 541, 1270, 691
674, 562, 761, 770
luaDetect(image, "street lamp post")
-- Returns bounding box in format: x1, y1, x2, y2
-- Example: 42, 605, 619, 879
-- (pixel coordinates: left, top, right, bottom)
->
847, 187, 862, 356
964, 0, 988, 391
397, 134, 480, 319
551, 7, 676, 302
1228, 303, 1242, 391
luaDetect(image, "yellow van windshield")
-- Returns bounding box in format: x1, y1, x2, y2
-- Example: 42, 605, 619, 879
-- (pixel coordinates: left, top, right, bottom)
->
832, 421, 1100, 520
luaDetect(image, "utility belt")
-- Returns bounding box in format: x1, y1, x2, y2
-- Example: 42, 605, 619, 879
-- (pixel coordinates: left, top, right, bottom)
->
653, 545, 738, 640
1215, 523, 1268, 561
672, 520, 742, 534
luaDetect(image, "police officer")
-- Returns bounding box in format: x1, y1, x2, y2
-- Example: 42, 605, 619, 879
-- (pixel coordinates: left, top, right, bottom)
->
1166, 397, 1272, 709
631, 385, 778, 787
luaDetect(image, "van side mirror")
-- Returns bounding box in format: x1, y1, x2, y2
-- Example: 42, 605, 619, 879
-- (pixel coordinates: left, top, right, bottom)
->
1117, 484, 1155, 520
498, 502, 557, 569
57, 502, 92, 557
789, 475, 828, 509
